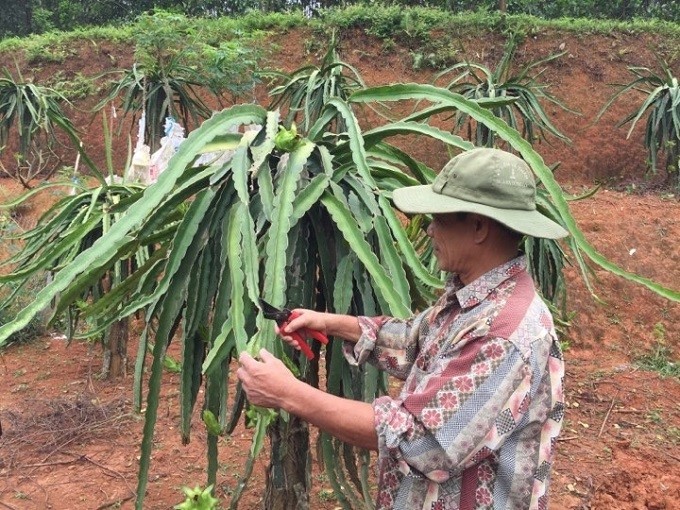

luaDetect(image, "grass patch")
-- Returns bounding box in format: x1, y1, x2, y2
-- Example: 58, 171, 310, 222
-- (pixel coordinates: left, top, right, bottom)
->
50, 71, 106, 100
635, 323, 680, 378
636, 343, 680, 378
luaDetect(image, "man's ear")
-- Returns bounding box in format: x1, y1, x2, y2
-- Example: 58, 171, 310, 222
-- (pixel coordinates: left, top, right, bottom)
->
471, 214, 491, 244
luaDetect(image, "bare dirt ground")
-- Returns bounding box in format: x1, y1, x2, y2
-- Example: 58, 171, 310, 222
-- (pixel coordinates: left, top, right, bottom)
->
0, 25, 679, 509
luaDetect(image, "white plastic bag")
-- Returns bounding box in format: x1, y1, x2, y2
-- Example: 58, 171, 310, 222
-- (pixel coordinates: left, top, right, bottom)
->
148, 118, 185, 183
125, 112, 152, 184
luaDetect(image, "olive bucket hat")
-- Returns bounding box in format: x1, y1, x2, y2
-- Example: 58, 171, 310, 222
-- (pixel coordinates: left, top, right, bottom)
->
392, 148, 568, 239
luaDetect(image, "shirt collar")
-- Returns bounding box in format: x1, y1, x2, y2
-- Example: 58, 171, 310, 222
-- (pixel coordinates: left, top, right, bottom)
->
444, 255, 527, 310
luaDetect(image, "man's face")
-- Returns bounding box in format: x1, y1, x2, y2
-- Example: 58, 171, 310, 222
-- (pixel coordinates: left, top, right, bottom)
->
426, 213, 474, 274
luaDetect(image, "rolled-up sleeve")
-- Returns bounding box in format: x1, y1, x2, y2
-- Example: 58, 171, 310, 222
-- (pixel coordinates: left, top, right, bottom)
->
343, 310, 431, 380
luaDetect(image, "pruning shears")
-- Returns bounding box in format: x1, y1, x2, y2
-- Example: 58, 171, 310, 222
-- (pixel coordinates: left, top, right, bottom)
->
259, 299, 329, 360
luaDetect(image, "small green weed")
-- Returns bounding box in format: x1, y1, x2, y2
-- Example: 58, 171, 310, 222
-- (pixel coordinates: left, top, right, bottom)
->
381, 38, 396, 53
667, 426, 680, 444
0, 210, 14, 233
635, 324, 680, 378
653, 322, 667, 340
646, 409, 663, 424
636, 344, 679, 377
318, 488, 337, 502
607, 314, 621, 325
50, 71, 101, 100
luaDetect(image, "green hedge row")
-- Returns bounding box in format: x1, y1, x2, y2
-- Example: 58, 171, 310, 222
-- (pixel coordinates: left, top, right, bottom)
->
1, 0, 679, 39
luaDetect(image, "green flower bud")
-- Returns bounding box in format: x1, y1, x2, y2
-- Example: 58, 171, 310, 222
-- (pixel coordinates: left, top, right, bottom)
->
274, 122, 301, 152
202, 409, 222, 436
174, 484, 219, 510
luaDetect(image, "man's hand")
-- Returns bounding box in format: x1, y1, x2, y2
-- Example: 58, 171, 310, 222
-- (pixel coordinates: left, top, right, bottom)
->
238, 349, 378, 451
236, 349, 298, 409
276, 309, 362, 346
275, 309, 328, 350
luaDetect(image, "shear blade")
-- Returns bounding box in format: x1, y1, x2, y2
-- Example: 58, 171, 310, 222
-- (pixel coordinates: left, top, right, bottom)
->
259, 298, 289, 322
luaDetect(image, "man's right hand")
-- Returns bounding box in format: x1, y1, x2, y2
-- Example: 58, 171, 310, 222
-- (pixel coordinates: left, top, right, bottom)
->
275, 309, 328, 351
276, 310, 363, 345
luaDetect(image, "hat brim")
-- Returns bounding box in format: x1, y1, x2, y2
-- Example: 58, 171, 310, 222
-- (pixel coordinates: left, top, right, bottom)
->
393, 185, 569, 239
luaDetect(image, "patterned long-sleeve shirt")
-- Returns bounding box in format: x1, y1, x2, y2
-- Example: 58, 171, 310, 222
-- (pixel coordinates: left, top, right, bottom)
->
343, 256, 565, 510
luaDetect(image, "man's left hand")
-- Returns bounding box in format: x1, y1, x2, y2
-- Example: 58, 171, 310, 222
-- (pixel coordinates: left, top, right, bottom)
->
236, 349, 297, 410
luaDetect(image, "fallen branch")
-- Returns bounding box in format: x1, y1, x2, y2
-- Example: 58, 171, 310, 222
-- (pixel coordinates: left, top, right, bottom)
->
95, 496, 133, 510
64, 451, 136, 497
598, 397, 617, 438
20, 458, 81, 469
36, 436, 79, 466
663, 451, 680, 463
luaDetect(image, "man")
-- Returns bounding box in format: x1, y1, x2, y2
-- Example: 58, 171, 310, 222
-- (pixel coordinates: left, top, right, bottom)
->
237, 148, 568, 509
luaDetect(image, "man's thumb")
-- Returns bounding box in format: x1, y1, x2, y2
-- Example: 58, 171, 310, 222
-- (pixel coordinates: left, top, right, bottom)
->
238, 351, 254, 365
259, 348, 275, 362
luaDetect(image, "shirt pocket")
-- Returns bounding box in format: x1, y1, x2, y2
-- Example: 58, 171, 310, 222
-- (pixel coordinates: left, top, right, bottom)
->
440, 317, 490, 355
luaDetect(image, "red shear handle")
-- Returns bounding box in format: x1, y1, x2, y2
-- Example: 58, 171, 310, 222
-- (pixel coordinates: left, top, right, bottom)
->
288, 311, 329, 345
280, 311, 329, 360
304, 328, 329, 345
287, 330, 315, 360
